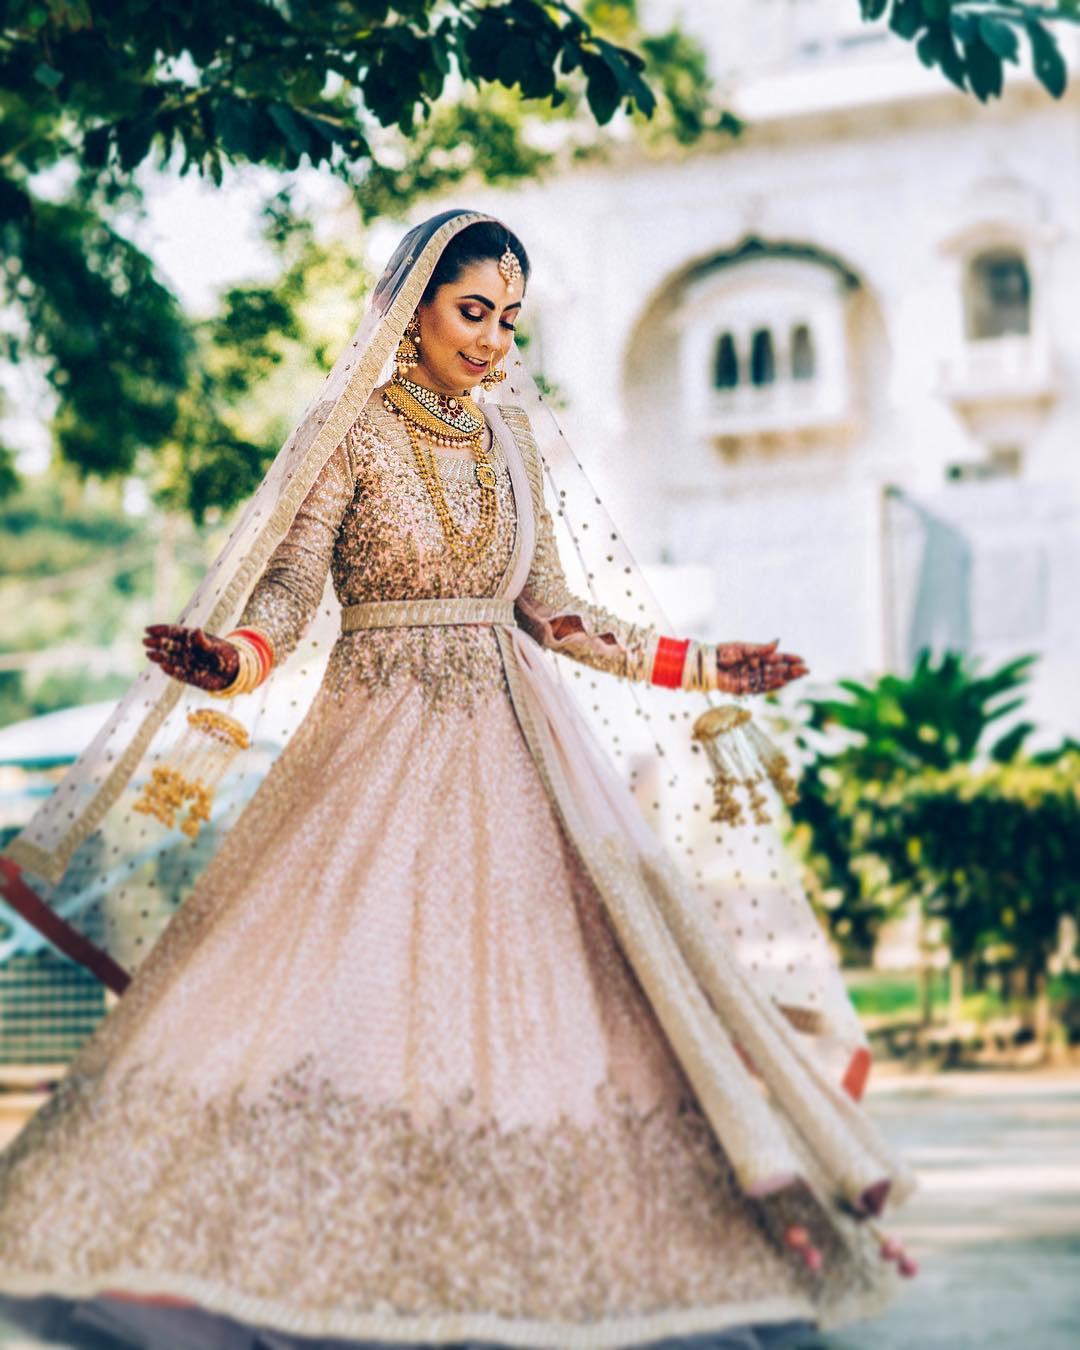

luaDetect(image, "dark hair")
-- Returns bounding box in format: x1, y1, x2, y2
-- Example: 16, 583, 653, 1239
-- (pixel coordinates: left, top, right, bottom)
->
420, 221, 531, 304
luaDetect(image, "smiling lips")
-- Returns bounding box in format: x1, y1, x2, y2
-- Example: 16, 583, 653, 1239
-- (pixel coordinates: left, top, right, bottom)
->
459, 353, 487, 370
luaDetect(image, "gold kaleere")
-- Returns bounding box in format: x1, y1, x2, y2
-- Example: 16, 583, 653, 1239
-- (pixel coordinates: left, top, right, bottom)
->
691, 704, 799, 829
133, 707, 251, 840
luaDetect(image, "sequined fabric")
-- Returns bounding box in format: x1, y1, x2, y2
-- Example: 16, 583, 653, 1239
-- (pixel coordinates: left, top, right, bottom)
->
0, 388, 896, 1348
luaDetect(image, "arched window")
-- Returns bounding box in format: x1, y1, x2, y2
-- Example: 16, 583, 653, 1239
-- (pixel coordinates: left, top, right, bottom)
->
713, 331, 739, 389
750, 328, 776, 386
966, 249, 1031, 340
791, 323, 816, 380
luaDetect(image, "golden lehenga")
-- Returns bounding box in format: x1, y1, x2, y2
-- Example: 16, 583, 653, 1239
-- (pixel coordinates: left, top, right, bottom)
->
0, 388, 906, 1350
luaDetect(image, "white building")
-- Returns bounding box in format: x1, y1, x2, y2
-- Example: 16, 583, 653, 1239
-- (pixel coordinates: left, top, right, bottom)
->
427, 0, 1080, 736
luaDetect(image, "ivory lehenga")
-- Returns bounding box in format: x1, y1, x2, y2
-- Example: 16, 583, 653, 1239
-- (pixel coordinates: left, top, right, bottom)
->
0, 382, 909, 1348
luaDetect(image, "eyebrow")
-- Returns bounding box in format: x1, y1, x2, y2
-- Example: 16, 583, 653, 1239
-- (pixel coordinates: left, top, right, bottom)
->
460, 293, 523, 312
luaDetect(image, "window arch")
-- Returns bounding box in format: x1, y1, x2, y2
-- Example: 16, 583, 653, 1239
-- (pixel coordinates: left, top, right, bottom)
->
750, 328, 776, 386
791, 323, 816, 380
965, 248, 1031, 340
713, 331, 739, 389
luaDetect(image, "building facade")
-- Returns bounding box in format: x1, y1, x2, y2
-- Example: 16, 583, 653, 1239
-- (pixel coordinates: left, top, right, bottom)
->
432, 0, 1080, 734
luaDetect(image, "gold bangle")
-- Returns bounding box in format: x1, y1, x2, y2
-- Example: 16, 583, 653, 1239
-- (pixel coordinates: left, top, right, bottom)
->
209, 639, 260, 699
680, 640, 698, 692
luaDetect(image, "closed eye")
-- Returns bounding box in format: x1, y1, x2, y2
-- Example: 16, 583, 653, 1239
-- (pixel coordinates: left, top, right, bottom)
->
462, 310, 516, 332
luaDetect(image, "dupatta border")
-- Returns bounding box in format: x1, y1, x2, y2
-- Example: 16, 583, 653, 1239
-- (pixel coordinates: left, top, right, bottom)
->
5, 213, 493, 886
491, 406, 910, 1283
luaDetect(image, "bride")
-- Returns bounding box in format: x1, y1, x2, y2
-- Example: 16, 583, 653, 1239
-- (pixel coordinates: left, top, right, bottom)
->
0, 209, 915, 1350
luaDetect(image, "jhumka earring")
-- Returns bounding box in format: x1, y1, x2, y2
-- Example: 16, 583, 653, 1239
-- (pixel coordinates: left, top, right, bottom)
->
395, 313, 421, 376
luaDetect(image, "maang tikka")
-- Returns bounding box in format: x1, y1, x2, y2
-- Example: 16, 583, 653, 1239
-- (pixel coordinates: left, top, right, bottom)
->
483, 241, 521, 390
498, 245, 523, 287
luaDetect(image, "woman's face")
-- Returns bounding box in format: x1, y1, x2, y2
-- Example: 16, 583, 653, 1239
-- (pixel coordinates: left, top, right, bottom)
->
413, 257, 524, 396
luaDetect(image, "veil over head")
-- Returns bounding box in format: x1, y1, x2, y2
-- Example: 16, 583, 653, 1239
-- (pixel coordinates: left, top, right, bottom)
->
2, 207, 871, 1108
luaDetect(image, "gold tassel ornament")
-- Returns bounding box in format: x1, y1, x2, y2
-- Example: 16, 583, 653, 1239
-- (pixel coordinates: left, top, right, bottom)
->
691, 704, 799, 829
133, 708, 251, 840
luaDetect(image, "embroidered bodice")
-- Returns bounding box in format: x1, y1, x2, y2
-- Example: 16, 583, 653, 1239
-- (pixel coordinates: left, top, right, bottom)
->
237, 388, 656, 711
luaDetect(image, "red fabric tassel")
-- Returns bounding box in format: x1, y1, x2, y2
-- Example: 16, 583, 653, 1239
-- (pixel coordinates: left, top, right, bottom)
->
842, 1046, 872, 1101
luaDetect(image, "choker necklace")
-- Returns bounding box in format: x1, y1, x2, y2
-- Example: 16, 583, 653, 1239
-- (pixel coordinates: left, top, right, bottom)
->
385, 373, 485, 442
382, 371, 498, 561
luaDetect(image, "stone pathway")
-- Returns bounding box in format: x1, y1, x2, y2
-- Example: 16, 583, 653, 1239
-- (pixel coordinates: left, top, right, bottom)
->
817, 1068, 1080, 1350
1, 1070, 1078, 1347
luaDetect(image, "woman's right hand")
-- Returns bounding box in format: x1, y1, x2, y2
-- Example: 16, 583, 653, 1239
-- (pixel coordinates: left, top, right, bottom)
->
142, 624, 240, 691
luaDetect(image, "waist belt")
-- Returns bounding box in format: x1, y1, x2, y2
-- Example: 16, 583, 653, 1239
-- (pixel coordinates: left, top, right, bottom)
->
340, 597, 517, 633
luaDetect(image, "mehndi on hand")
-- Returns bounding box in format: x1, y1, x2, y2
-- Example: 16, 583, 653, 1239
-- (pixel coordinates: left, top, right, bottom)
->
142, 624, 240, 692
712, 639, 807, 695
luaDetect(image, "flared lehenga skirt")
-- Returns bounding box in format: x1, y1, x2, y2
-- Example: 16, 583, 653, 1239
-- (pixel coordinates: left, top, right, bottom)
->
0, 662, 841, 1349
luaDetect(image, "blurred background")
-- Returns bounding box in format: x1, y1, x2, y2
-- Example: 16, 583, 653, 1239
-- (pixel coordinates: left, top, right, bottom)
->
1, 3, 1078, 1346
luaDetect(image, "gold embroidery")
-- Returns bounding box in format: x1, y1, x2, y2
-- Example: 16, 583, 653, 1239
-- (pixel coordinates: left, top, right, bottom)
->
0, 1055, 894, 1342
235, 397, 520, 715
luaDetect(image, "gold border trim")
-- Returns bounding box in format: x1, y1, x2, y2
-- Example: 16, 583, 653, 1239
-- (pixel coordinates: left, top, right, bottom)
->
340, 597, 516, 632
0, 1265, 900, 1346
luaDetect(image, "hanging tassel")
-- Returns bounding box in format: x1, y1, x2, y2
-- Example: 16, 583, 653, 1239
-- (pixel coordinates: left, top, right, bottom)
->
691, 703, 799, 829
133, 708, 250, 840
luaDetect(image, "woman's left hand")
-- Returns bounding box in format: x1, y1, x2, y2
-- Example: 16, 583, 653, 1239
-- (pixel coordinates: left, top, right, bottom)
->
714, 639, 807, 694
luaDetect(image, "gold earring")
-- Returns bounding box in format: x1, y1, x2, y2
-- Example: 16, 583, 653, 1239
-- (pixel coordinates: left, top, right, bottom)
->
395, 314, 421, 376
479, 357, 507, 390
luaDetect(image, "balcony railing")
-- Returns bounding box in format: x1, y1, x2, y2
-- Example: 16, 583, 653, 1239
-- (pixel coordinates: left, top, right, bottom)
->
695, 377, 852, 439
938, 335, 1059, 408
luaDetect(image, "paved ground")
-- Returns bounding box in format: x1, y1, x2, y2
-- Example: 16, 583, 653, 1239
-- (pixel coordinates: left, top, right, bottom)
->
1, 1069, 1078, 1348
817, 1068, 1080, 1350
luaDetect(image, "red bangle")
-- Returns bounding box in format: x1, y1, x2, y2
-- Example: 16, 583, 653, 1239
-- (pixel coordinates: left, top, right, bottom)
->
227, 627, 274, 683
650, 636, 690, 689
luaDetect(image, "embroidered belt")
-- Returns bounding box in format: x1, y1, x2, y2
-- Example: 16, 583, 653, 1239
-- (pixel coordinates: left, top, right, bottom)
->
340, 597, 518, 633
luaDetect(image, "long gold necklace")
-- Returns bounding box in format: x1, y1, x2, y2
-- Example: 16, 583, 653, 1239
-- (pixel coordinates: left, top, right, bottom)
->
382, 373, 498, 561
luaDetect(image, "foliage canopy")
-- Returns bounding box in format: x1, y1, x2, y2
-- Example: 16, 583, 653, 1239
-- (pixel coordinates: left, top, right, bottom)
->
0, 1, 1077, 508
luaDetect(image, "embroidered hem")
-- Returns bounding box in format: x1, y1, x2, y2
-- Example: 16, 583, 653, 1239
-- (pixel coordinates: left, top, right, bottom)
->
0, 1272, 896, 1349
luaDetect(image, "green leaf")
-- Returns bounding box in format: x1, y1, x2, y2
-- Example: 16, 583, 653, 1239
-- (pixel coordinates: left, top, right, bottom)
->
214, 96, 262, 161
81, 124, 112, 169
33, 62, 63, 90
963, 37, 1004, 102
979, 15, 1020, 64
267, 104, 313, 161
581, 49, 621, 124
559, 42, 581, 75
890, 0, 929, 40
990, 722, 1036, 764
916, 24, 968, 91
116, 116, 156, 170
1026, 20, 1067, 98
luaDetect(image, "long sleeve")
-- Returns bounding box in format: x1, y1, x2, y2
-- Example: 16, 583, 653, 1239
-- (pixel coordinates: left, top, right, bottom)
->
514, 492, 660, 683
237, 432, 358, 663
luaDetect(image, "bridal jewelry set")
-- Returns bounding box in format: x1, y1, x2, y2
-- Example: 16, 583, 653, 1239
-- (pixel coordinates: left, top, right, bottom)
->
384, 309, 507, 562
